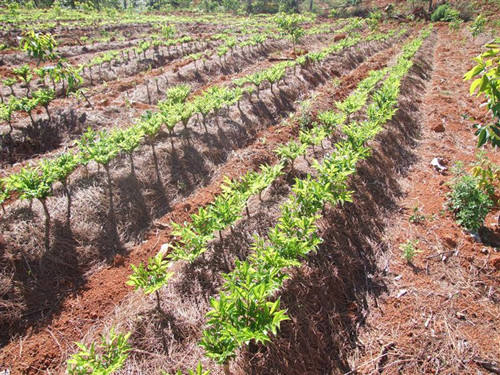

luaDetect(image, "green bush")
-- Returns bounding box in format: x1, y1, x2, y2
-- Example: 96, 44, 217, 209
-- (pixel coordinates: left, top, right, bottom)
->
431, 4, 460, 22
447, 174, 493, 232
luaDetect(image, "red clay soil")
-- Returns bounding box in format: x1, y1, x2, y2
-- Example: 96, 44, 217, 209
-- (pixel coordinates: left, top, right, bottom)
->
349, 24, 499, 374
0, 36, 401, 374
0, 124, 289, 374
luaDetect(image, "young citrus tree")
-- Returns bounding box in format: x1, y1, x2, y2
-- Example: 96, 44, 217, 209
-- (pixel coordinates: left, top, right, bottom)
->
274, 13, 306, 54
19, 30, 58, 65
67, 328, 131, 375
464, 38, 499, 148
127, 252, 173, 313
4, 167, 52, 250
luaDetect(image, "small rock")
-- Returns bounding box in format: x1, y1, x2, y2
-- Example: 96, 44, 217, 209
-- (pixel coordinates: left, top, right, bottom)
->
432, 122, 445, 132
456, 311, 466, 320
489, 255, 500, 271
112, 254, 125, 267
159, 243, 170, 256
443, 237, 457, 248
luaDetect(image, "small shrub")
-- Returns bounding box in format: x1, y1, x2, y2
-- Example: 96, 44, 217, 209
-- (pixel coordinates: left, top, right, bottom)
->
447, 174, 493, 232
367, 10, 383, 30
431, 4, 460, 22
469, 14, 486, 37
470, 152, 499, 203
409, 206, 426, 224
400, 239, 421, 263
449, 18, 463, 30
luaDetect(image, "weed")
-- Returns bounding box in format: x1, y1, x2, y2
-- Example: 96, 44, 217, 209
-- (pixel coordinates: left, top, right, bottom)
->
431, 4, 460, 22
400, 239, 421, 263
470, 14, 486, 37
409, 205, 425, 224
447, 174, 493, 232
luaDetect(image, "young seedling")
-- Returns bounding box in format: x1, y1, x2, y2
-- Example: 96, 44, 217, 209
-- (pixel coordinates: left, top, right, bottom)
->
274, 13, 306, 54
13, 64, 33, 96
163, 362, 210, 375
2, 77, 17, 96
32, 88, 55, 121
127, 252, 173, 313
5, 167, 52, 251
67, 328, 131, 375
400, 239, 421, 263
409, 205, 426, 224
19, 30, 58, 65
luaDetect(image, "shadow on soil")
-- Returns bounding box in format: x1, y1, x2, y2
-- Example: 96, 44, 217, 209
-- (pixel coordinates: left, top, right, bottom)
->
239, 37, 434, 375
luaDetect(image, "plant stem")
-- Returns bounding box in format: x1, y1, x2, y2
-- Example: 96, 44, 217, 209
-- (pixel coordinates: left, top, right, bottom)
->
39, 198, 50, 251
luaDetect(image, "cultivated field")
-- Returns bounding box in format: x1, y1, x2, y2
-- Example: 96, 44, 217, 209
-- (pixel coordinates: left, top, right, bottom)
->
0, 3, 498, 375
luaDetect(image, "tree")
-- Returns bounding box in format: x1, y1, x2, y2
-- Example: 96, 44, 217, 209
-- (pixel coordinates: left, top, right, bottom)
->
464, 38, 500, 148
5, 167, 52, 251
127, 252, 173, 313
274, 13, 306, 53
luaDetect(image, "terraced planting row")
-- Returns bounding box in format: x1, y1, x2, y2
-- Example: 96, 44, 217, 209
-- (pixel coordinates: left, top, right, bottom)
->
0, 18, 359, 171
0, 4, 454, 374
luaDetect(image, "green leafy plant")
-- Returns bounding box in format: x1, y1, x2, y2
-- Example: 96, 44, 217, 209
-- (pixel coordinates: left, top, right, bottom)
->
464, 39, 499, 148
4, 167, 52, 250
67, 328, 131, 375
19, 30, 58, 64
409, 205, 426, 224
447, 174, 493, 232
274, 13, 306, 53
400, 239, 421, 263
431, 4, 461, 22
2, 77, 17, 96
470, 152, 499, 202
13, 64, 33, 96
112, 126, 144, 175
367, 10, 382, 30
469, 14, 486, 37
0, 98, 17, 134
275, 141, 307, 170
164, 362, 209, 375
39, 152, 79, 219
32, 88, 55, 121
0, 183, 10, 214
127, 252, 173, 312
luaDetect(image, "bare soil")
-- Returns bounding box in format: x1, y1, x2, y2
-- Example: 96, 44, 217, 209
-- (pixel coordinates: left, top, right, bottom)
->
0, 14, 499, 375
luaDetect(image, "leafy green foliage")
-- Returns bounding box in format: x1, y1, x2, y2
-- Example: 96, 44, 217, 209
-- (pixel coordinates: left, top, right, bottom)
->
67, 328, 131, 375
447, 174, 493, 231
470, 152, 499, 201
400, 239, 421, 263
39, 152, 79, 186
275, 141, 307, 169
273, 13, 306, 51
464, 39, 500, 147
409, 206, 426, 224
469, 14, 486, 37
431, 4, 461, 22
164, 362, 210, 375
127, 252, 173, 295
200, 26, 433, 368
4, 166, 51, 202
19, 30, 58, 64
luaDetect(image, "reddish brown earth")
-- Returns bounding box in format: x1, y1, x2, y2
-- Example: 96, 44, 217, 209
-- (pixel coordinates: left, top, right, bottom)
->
348, 24, 499, 374
1, 15, 499, 375
0, 31, 403, 374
